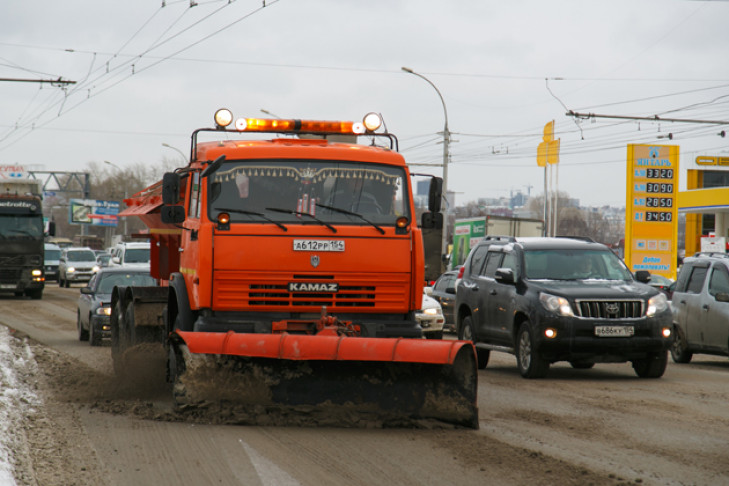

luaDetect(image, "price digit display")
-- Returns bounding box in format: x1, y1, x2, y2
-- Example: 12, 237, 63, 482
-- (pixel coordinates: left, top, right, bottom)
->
646, 183, 673, 193
645, 197, 673, 208
645, 211, 673, 222
646, 169, 673, 179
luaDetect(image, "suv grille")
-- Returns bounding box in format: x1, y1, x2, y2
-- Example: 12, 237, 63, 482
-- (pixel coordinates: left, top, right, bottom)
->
574, 299, 644, 319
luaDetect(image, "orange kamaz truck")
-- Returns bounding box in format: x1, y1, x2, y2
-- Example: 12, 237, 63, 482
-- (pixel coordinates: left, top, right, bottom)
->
110, 110, 478, 427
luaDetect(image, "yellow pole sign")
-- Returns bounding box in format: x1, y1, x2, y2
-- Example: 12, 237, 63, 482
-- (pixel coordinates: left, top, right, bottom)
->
625, 144, 679, 280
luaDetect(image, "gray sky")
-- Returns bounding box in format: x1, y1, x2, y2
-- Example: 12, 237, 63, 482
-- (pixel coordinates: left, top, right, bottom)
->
2, 0, 729, 207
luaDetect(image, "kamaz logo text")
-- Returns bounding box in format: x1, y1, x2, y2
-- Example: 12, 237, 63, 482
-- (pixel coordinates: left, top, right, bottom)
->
288, 282, 339, 292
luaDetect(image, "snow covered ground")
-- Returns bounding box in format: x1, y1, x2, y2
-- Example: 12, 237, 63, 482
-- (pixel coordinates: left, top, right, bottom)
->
0, 326, 41, 485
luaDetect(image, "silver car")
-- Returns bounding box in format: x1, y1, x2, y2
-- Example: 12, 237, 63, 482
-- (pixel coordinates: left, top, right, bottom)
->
58, 247, 99, 288
671, 253, 729, 363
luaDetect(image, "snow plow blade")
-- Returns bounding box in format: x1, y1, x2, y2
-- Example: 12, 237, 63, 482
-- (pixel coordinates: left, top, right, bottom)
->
170, 331, 479, 429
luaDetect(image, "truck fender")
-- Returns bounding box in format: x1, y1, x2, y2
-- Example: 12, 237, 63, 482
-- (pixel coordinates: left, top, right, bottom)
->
167, 272, 194, 333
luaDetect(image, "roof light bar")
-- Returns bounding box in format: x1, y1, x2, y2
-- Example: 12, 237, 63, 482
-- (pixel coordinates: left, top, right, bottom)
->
213, 110, 384, 136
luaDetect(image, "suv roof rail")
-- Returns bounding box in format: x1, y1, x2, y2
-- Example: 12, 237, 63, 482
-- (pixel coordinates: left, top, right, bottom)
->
554, 235, 595, 243
483, 235, 517, 242
692, 251, 729, 258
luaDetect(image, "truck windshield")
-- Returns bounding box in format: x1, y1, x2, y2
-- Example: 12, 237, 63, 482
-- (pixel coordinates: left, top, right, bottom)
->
524, 249, 633, 281
208, 160, 410, 226
0, 215, 44, 239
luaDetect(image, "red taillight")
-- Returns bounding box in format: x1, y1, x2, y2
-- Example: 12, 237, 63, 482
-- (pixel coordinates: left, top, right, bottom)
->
457, 266, 465, 279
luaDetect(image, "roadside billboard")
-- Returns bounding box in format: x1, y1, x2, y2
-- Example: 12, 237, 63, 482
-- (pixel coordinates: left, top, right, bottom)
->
68, 199, 120, 227
625, 145, 679, 280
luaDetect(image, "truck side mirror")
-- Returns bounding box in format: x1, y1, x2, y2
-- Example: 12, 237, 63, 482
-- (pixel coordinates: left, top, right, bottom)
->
161, 205, 186, 224
634, 270, 651, 283
46, 221, 56, 237
421, 211, 443, 229
162, 173, 181, 205
428, 176, 443, 213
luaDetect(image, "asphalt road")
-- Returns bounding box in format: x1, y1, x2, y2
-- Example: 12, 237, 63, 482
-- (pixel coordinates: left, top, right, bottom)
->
3, 284, 729, 486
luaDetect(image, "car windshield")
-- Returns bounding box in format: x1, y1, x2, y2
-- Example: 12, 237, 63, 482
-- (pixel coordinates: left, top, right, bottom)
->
523, 249, 633, 281
0, 215, 44, 239
45, 249, 61, 260
67, 250, 96, 262
207, 159, 410, 226
97, 273, 156, 293
125, 248, 150, 263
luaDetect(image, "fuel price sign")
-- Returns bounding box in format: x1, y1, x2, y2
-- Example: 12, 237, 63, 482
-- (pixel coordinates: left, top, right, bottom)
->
625, 145, 679, 280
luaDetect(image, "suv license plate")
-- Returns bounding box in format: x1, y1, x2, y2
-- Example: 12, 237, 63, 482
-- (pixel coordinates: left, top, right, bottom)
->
594, 325, 635, 337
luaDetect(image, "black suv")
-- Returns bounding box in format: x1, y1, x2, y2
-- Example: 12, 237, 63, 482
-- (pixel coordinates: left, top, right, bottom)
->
670, 253, 729, 363
455, 236, 673, 378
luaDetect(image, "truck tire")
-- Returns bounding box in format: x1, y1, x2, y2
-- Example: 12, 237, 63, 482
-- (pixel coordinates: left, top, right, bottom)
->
632, 351, 667, 378
516, 321, 549, 378
458, 315, 489, 369
25, 288, 42, 300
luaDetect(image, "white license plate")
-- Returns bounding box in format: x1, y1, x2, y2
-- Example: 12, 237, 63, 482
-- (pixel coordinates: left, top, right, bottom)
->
594, 325, 635, 337
0, 284, 16, 289
293, 239, 345, 252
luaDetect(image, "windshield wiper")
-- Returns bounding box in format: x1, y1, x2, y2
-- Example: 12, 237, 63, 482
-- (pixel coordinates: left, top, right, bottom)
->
215, 208, 287, 232
265, 207, 337, 233
315, 203, 385, 234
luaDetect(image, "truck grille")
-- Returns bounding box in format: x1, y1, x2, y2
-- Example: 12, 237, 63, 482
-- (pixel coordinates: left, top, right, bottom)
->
249, 283, 376, 307
214, 271, 409, 312
0, 268, 21, 283
574, 299, 644, 319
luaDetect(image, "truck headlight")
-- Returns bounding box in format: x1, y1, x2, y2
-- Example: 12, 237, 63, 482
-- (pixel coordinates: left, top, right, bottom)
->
422, 307, 440, 316
646, 293, 669, 317
539, 292, 574, 316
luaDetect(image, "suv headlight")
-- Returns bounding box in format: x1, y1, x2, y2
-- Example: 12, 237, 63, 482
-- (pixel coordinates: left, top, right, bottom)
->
539, 292, 574, 316
646, 293, 669, 317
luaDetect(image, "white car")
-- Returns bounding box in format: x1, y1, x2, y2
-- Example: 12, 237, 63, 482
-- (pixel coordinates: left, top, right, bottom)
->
415, 293, 445, 340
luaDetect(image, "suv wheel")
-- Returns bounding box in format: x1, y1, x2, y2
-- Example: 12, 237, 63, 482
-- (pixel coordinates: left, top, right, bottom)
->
459, 316, 489, 369
670, 327, 693, 364
516, 322, 549, 378
77, 312, 89, 342
632, 351, 668, 378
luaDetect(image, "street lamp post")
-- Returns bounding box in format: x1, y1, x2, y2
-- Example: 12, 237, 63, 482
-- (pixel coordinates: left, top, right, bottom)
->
104, 161, 128, 237
162, 143, 188, 163
401, 67, 450, 268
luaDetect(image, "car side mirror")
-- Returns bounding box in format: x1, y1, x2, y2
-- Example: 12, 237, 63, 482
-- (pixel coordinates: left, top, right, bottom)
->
495, 268, 516, 285
80, 287, 93, 295
715, 292, 729, 303
445, 287, 456, 295
635, 270, 651, 283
